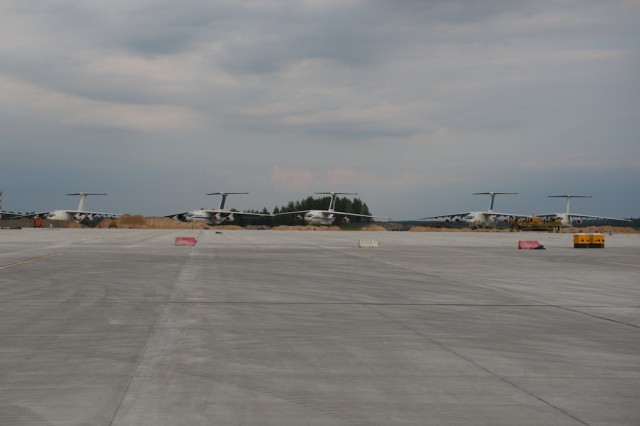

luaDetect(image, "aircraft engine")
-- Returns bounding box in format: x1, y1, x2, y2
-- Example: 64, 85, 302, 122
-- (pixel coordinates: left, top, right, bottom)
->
574, 218, 583, 225
341, 216, 351, 225
213, 214, 223, 223
73, 213, 91, 222
503, 216, 511, 224
295, 214, 304, 222
224, 214, 235, 222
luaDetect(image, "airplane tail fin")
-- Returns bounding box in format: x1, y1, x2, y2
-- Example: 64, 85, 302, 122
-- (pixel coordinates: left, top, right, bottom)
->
315, 192, 358, 211
548, 195, 592, 214
67, 193, 108, 212
205, 192, 249, 210
473, 192, 517, 212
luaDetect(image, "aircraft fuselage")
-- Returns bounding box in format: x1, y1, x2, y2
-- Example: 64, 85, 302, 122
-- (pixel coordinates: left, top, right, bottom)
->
304, 211, 335, 226
45, 210, 75, 221
459, 212, 499, 229
550, 214, 580, 227
182, 210, 235, 226
43, 210, 114, 223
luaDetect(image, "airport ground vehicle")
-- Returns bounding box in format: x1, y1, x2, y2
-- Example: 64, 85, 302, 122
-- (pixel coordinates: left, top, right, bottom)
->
509, 216, 563, 232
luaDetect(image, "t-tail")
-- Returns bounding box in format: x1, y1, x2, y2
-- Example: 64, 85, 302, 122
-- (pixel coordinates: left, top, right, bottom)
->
315, 192, 358, 212
67, 192, 108, 212
548, 195, 592, 215
472, 192, 518, 212
206, 192, 249, 210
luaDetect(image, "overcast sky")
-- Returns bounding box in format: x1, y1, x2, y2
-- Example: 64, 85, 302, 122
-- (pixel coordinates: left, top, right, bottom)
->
1, 0, 638, 220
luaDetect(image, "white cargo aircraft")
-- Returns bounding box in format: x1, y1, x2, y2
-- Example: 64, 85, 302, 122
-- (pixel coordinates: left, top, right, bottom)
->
537, 195, 630, 227
420, 192, 526, 229
167, 192, 268, 226
19, 193, 121, 222
0, 191, 19, 219
274, 192, 389, 226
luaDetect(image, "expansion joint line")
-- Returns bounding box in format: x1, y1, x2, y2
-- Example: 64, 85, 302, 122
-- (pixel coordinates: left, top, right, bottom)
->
364, 304, 592, 426
108, 228, 204, 426
545, 304, 640, 330
341, 246, 640, 331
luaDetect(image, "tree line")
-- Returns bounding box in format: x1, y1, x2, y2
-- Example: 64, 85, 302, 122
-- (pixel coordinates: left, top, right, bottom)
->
238, 195, 373, 226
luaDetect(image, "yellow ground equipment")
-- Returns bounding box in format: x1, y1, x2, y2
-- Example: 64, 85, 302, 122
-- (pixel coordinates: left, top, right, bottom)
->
589, 233, 605, 248
510, 216, 563, 232
573, 233, 604, 248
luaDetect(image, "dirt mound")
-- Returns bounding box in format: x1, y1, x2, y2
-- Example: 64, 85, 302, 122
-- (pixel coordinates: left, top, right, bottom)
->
97, 215, 208, 229
64, 221, 85, 228
361, 225, 387, 231
115, 215, 146, 226
272, 225, 341, 231
96, 216, 250, 230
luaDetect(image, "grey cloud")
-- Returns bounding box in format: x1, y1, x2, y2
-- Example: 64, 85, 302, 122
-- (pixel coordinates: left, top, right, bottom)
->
1, 0, 638, 218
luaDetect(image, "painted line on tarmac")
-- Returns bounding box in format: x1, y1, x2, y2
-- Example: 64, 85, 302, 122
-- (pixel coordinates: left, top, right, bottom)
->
0, 252, 64, 270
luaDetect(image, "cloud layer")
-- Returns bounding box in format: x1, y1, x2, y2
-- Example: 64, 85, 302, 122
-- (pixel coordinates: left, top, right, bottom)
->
1, 0, 638, 219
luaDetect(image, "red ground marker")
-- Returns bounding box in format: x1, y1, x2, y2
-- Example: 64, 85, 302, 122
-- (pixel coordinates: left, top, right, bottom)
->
175, 237, 197, 246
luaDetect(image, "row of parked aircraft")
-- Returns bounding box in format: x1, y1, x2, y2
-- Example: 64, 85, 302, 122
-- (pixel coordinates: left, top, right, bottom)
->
1, 191, 631, 228
4, 191, 387, 227
421, 192, 630, 229
165, 191, 388, 226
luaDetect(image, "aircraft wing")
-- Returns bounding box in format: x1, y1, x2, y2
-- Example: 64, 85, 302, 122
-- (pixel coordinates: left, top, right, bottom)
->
567, 213, 630, 222
165, 211, 190, 218
68, 210, 121, 217
167, 210, 270, 217
12, 211, 121, 220
272, 210, 310, 216
1, 211, 28, 219
537, 213, 630, 221
333, 211, 390, 221
202, 209, 270, 217
487, 211, 531, 218
536, 213, 561, 218
272, 210, 389, 221
419, 212, 471, 220
9, 211, 52, 219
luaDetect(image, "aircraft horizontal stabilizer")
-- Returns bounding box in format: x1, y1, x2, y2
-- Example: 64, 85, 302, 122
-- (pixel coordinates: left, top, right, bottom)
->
205, 192, 249, 196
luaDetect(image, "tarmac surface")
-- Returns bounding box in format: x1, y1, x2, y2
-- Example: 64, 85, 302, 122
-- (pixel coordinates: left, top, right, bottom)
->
0, 228, 639, 425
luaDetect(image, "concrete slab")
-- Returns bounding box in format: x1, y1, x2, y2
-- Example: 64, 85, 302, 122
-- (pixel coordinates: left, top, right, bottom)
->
1, 229, 639, 425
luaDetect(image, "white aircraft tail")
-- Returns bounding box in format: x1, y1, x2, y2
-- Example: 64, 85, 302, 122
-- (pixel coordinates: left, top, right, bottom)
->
67, 192, 107, 212
548, 195, 592, 214
206, 192, 249, 210
473, 192, 518, 212
315, 192, 358, 211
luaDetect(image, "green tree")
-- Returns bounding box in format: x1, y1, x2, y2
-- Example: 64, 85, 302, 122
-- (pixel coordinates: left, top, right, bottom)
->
270, 195, 376, 227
